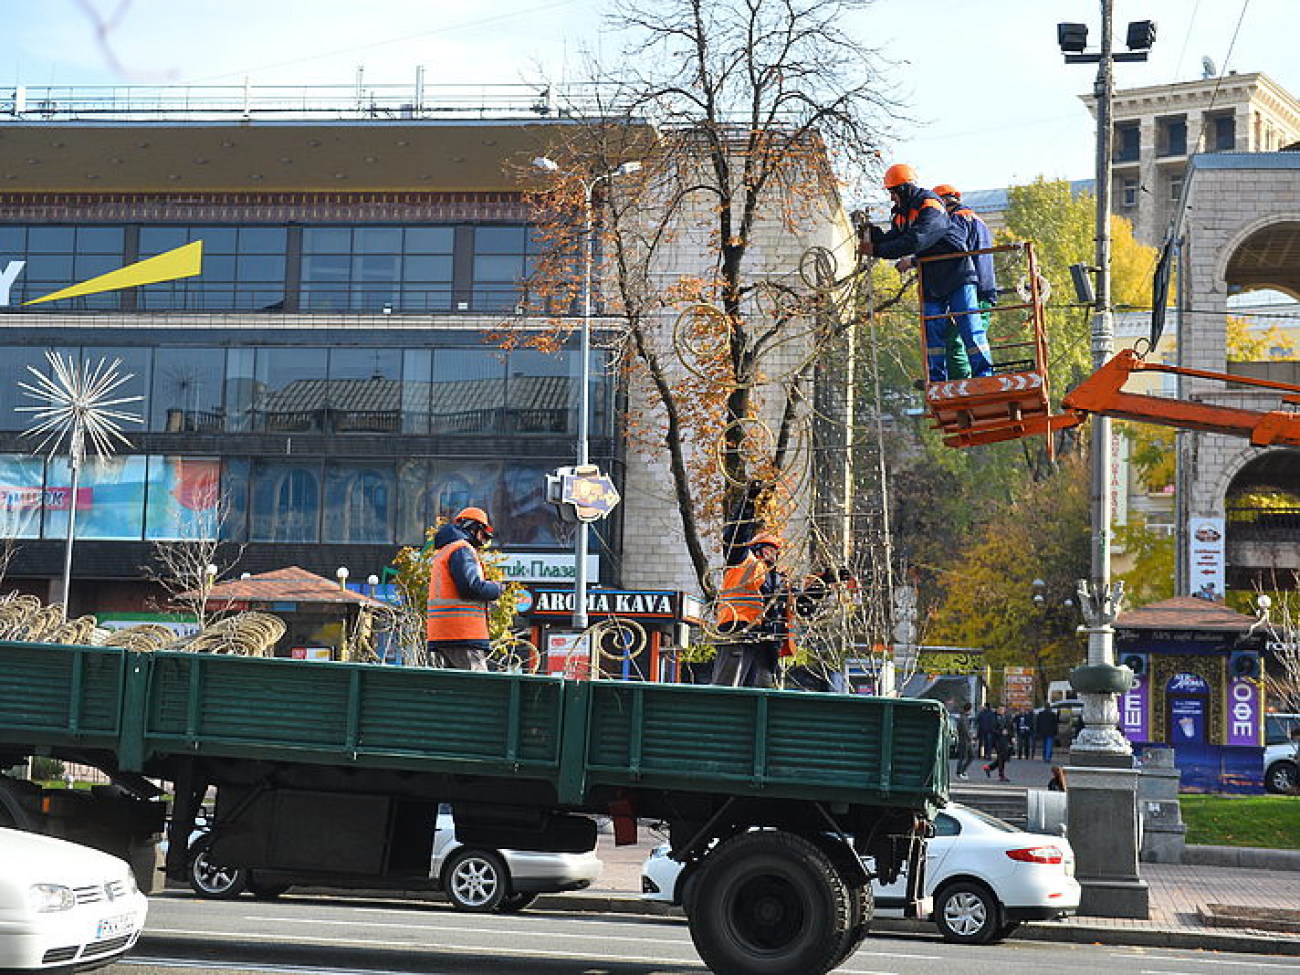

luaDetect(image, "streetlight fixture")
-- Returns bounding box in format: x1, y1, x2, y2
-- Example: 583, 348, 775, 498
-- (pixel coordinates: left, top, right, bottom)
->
336, 566, 349, 591
1057, 0, 1154, 921
532, 155, 642, 632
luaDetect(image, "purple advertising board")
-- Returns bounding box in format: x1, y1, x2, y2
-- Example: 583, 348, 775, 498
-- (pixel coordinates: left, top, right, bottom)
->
1119, 672, 1149, 742
1225, 676, 1263, 747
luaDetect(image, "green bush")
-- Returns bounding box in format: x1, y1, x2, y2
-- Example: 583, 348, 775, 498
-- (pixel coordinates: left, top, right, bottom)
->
29, 756, 65, 781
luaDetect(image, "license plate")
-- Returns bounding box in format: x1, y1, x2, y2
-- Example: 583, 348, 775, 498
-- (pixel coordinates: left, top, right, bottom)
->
96, 914, 134, 940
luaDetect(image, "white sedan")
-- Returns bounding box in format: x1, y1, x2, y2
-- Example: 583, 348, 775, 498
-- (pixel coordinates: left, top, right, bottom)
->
642, 803, 1079, 945
0, 827, 148, 971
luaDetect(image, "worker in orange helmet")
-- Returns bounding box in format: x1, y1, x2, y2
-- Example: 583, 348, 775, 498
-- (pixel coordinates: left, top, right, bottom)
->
711, 483, 791, 688
932, 183, 999, 380
425, 506, 504, 670
863, 164, 994, 383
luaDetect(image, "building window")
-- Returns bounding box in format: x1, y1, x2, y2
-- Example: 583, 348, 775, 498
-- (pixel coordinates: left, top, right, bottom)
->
251, 461, 321, 542
44, 455, 147, 541
1212, 114, 1236, 151
137, 226, 287, 311
324, 463, 394, 543
1169, 174, 1184, 204
5, 226, 126, 309
1114, 122, 1140, 163
151, 348, 225, 432
430, 348, 506, 435
1158, 116, 1187, 157
301, 225, 454, 312
1121, 178, 1139, 208
0, 454, 46, 538
471, 226, 540, 311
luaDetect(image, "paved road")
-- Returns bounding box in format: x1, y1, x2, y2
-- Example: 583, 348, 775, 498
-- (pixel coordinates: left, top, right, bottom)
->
123, 891, 1300, 975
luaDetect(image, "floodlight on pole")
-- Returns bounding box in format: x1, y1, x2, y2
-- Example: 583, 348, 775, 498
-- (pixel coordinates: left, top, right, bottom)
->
532, 154, 642, 632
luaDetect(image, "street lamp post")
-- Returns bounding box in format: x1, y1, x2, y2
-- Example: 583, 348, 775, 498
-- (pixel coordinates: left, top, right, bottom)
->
533, 155, 641, 633
1056, 1, 1155, 919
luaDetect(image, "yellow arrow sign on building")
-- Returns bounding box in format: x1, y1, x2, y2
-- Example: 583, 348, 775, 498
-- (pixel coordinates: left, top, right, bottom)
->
23, 240, 203, 306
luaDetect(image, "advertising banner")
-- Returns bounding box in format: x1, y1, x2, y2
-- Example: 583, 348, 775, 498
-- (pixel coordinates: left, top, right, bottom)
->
1119, 670, 1149, 742
1225, 676, 1263, 747
1187, 516, 1225, 601
1002, 666, 1036, 710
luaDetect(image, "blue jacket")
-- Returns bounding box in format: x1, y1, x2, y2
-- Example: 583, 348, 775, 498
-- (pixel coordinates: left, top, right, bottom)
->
428, 522, 504, 646
949, 203, 998, 305
871, 183, 976, 300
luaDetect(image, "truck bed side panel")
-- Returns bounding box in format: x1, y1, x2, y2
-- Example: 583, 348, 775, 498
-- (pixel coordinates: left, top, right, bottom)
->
0, 641, 125, 752
141, 652, 566, 779
576, 681, 948, 807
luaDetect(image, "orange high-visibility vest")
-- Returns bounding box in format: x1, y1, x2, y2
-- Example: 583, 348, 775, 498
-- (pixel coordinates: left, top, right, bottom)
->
426, 539, 490, 642
717, 555, 766, 628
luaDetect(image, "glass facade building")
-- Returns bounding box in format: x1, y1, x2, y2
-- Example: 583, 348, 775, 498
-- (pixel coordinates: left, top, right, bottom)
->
0, 335, 614, 553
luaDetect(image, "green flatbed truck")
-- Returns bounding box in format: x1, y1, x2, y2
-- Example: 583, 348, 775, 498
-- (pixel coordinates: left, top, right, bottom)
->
0, 640, 949, 975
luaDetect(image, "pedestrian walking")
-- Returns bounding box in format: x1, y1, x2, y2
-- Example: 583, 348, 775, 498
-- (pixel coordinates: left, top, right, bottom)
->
982, 705, 1014, 782
1036, 704, 1060, 764
1015, 709, 1034, 760
954, 702, 976, 779
975, 702, 996, 759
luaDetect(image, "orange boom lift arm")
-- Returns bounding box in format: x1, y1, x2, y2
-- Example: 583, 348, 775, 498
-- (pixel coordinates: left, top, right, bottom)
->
1062, 348, 1300, 447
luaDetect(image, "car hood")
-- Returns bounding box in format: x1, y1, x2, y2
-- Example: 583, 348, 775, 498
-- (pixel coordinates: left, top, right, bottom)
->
0, 827, 129, 883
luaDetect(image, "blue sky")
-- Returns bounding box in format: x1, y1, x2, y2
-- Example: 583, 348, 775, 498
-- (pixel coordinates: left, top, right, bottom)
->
3, 0, 1297, 196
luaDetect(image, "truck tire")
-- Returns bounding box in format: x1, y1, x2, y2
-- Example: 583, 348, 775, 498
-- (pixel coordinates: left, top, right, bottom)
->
687, 831, 854, 975
831, 881, 874, 969
934, 880, 1002, 945
188, 837, 248, 899
442, 848, 509, 913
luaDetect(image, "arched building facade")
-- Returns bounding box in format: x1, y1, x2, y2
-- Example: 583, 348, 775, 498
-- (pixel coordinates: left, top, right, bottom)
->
1177, 152, 1300, 595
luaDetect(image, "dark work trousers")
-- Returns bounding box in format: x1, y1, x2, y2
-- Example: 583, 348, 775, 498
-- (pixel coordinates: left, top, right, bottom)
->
710, 625, 777, 688
428, 640, 489, 671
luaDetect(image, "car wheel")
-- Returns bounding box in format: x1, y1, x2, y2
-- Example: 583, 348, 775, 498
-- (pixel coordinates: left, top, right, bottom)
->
188, 837, 248, 899
1265, 760, 1297, 795
496, 891, 539, 913
442, 848, 509, 912
687, 831, 853, 975
247, 876, 292, 899
934, 880, 1002, 945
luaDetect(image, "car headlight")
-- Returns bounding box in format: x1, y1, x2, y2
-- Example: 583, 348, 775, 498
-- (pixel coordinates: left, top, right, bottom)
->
28, 884, 76, 912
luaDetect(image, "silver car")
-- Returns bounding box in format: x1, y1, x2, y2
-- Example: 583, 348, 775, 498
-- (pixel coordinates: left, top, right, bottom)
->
184, 804, 602, 913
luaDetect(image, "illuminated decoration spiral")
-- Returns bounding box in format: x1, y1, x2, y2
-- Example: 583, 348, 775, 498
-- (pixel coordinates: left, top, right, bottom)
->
491, 633, 541, 674
672, 304, 733, 382
714, 417, 778, 487
799, 246, 840, 291
590, 616, 649, 664
1016, 271, 1052, 304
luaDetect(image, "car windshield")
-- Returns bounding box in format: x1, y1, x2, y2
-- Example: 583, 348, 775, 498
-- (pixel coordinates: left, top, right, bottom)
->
956, 805, 1019, 833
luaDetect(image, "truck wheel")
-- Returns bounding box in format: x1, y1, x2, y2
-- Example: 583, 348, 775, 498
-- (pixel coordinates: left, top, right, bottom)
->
442, 848, 508, 912
188, 838, 248, 899
687, 831, 853, 975
496, 891, 539, 913
831, 882, 874, 969
934, 880, 1002, 945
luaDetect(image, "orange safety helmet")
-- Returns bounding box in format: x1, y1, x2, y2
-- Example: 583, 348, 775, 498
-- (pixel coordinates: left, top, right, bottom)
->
748, 532, 782, 553
932, 183, 960, 199
454, 506, 494, 538
883, 163, 917, 189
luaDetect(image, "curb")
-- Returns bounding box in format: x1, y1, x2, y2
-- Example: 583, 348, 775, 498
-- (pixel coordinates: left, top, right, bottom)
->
1181, 845, 1300, 870
531, 893, 1300, 956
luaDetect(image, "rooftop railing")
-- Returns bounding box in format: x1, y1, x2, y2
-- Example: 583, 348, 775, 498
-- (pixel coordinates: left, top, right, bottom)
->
2, 81, 621, 123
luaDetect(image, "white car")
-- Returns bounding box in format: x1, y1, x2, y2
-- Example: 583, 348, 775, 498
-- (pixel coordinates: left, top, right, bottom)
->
641, 803, 1079, 945
1263, 713, 1299, 794
184, 805, 602, 913
0, 827, 148, 971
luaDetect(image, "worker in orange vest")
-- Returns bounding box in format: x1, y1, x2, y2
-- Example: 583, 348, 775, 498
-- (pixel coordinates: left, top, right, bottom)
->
711, 483, 790, 688
426, 507, 504, 671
